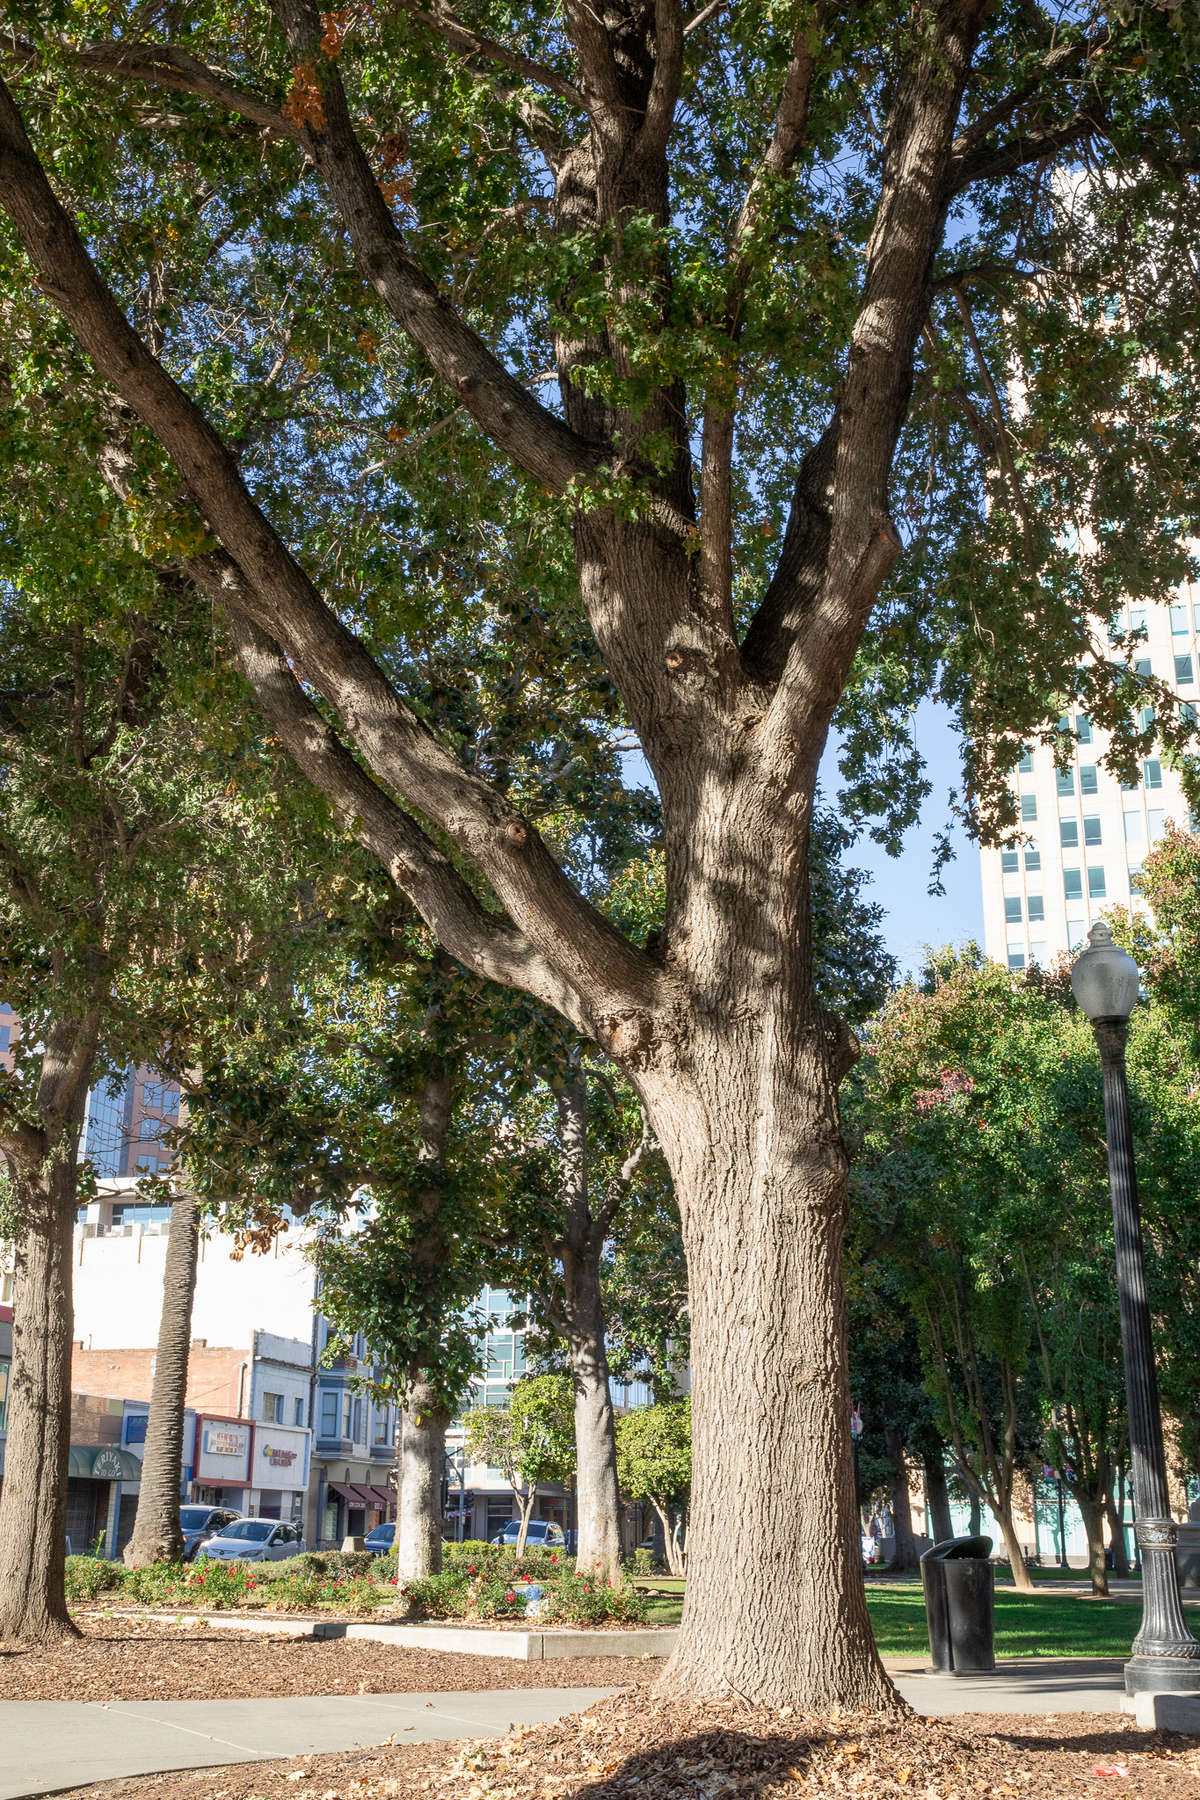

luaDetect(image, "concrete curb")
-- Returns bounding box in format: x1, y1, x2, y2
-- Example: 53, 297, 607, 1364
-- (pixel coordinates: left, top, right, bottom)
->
79, 1609, 678, 1660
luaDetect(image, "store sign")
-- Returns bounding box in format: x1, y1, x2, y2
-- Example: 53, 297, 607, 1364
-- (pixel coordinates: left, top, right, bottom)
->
249, 1423, 308, 1490
195, 1417, 251, 1484
91, 1448, 126, 1479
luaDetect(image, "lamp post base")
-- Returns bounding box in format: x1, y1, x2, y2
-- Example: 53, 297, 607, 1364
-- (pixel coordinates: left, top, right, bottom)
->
1122, 1690, 1200, 1734
1124, 1654, 1200, 1698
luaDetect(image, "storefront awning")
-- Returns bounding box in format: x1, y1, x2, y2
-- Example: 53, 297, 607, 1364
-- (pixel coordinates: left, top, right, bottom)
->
363, 1484, 391, 1510
68, 1445, 143, 1481
327, 1481, 362, 1506
349, 1484, 380, 1508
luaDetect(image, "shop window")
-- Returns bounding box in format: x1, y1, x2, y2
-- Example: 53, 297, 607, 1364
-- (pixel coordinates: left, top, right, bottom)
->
262, 1391, 283, 1424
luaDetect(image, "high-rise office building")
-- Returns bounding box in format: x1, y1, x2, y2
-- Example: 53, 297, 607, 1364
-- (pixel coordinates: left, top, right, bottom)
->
82, 1066, 181, 1183
980, 592, 1197, 968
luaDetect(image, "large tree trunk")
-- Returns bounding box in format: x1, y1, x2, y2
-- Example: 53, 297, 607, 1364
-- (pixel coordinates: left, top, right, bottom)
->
645, 1019, 899, 1712
0, 1020, 95, 1642
557, 1078, 624, 1585
124, 1195, 200, 1568
923, 1446, 954, 1543
395, 1374, 447, 1581
885, 1425, 919, 1572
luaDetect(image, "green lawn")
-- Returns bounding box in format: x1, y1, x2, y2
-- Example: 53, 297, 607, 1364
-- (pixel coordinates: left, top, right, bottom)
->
636, 1578, 1164, 1658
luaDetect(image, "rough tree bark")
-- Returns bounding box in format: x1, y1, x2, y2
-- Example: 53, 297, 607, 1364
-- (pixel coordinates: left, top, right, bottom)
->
885, 1425, 920, 1572
0, 1017, 98, 1642
555, 1076, 625, 1584
0, 0, 1007, 1704
395, 1373, 448, 1583
123, 1193, 201, 1568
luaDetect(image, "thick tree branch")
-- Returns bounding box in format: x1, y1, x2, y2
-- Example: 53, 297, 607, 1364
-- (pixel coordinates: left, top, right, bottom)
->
2, 35, 301, 142
394, 1, 585, 109
950, 111, 1098, 189
267, 0, 604, 491
0, 74, 657, 1036
749, 0, 989, 729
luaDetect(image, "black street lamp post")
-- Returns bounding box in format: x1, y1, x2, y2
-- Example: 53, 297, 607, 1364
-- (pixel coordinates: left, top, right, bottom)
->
1071, 921, 1200, 1697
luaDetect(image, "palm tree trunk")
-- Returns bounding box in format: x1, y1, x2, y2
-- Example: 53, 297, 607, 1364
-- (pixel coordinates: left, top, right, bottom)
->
123, 1195, 200, 1567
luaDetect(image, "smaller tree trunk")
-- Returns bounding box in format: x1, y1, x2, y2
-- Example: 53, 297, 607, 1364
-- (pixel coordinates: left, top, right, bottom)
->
1076, 1491, 1109, 1597
885, 1425, 919, 1572
968, 1489, 982, 1536
124, 1195, 200, 1568
395, 1375, 448, 1581
1105, 1474, 1131, 1578
0, 1156, 84, 1640
923, 1447, 954, 1543
514, 1486, 537, 1555
557, 1076, 624, 1584
651, 1497, 685, 1575
993, 1504, 1033, 1591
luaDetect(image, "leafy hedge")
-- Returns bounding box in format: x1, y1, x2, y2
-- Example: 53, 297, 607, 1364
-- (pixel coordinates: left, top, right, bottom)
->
64, 1539, 650, 1626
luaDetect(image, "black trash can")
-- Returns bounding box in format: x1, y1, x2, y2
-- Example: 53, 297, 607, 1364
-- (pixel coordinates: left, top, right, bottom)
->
920, 1535, 996, 1675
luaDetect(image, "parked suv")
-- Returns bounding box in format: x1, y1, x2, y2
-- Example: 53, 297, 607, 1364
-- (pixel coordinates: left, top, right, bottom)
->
179, 1506, 243, 1563
198, 1519, 305, 1562
489, 1520, 566, 1548
364, 1521, 395, 1556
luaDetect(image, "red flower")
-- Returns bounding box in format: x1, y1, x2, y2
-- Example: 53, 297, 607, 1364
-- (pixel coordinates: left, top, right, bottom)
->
468, 1565, 476, 1574
505, 1589, 516, 1603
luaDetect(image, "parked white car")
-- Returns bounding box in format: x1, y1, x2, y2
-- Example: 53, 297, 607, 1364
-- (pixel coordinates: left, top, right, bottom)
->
197, 1518, 305, 1562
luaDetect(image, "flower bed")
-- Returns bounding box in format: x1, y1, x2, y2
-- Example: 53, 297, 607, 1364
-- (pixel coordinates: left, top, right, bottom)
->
64, 1541, 650, 1627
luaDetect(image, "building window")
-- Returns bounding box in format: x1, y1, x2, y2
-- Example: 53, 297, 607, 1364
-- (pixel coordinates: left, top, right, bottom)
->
161, 1087, 180, 1116
143, 1081, 164, 1110
1077, 715, 1093, 744
140, 1117, 166, 1141
1020, 795, 1037, 822
1067, 918, 1086, 950
353, 1398, 363, 1440
1007, 952, 1026, 971
1079, 765, 1098, 796
1017, 747, 1033, 773
134, 1155, 160, 1174
1135, 658, 1152, 678
343, 1393, 354, 1437
1131, 609, 1146, 633
1149, 809, 1167, 843
1083, 816, 1102, 847
1145, 759, 1163, 790
1182, 702, 1197, 728
262, 1391, 283, 1424
374, 1407, 390, 1443
1056, 768, 1074, 796
1172, 604, 1189, 635
1139, 706, 1155, 733
1025, 849, 1040, 872
1193, 602, 1200, 633
1088, 867, 1106, 899
294, 1397, 305, 1427
0, 1359, 8, 1432
1027, 895, 1044, 922
1004, 897, 1022, 924
1029, 941, 1047, 965
1060, 819, 1079, 849
1064, 870, 1083, 900
1001, 850, 1019, 873
1124, 811, 1147, 852
320, 1390, 338, 1437
1177, 655, 1196, 685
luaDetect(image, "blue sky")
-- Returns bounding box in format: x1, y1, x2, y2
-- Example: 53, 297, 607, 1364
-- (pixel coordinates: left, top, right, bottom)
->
821, 698, 984, 978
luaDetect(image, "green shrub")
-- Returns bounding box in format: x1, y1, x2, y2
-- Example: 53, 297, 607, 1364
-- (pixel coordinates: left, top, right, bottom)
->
64, 1555, 124, 1600
629, 1546, 655, 1576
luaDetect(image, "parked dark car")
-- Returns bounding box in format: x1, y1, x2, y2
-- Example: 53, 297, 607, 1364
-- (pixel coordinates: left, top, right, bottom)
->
179, 1505, 243, 1562
489, 1520, 566, 1548
364, 1521, 395, 1556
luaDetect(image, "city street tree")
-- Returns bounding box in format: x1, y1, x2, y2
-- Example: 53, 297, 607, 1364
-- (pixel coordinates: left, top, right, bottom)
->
615, 1399, 692, 1576
5, 0, 1200, 1705
464, 1373, 575, 1555
0, 576, 326, 1637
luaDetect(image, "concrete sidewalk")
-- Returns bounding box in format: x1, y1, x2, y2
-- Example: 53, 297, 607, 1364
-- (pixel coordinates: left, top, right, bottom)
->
0, 1686, 615, 1800
0, 1662, 1134, 1800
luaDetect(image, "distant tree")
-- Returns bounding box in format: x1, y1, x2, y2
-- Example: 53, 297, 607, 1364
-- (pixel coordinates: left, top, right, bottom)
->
464, 1373, 575, 1556
616, 1400, 692, 1576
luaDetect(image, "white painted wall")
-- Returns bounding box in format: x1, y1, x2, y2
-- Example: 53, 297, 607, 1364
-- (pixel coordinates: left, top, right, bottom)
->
71, 1225, 318, 1351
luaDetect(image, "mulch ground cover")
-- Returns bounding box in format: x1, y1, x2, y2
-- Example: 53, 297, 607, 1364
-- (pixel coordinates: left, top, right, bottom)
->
0, 1616, 661, 1702
34, 1690, 1200, 1800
